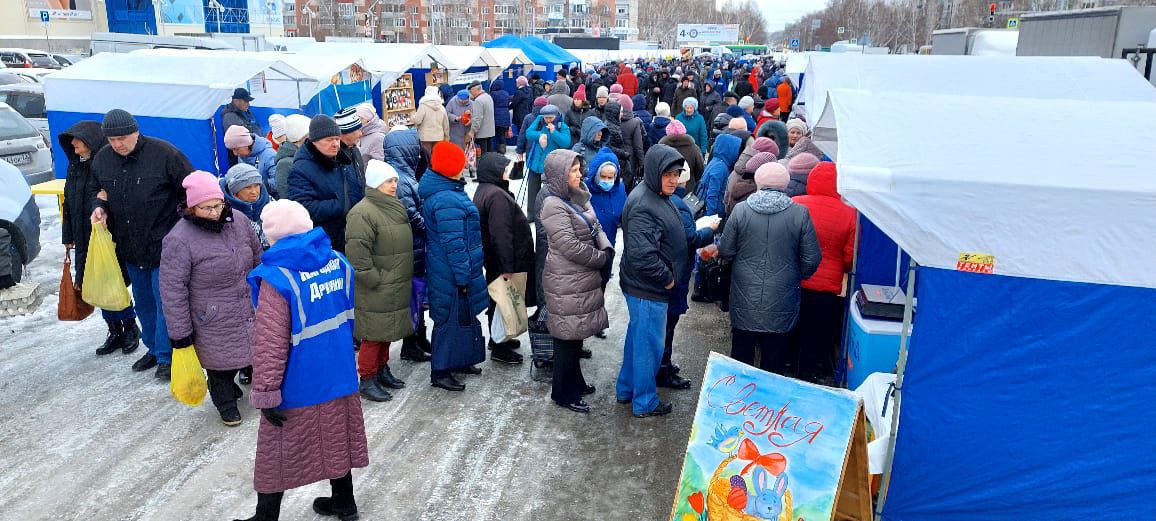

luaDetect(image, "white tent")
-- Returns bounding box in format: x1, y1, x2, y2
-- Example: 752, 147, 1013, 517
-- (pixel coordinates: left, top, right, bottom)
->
434, 45, 500, 74
299, 42, 452, 87
821, 88, 1156, 288
784, 51, 814, 84
802, 54, 1156, 129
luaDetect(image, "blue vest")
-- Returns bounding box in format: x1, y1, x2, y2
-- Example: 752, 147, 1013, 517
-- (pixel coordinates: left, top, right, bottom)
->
249, 252, 358, 410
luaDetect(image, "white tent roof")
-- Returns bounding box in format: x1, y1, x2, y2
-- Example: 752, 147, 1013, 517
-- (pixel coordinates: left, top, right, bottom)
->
298, 43, 451, 87
43, 52, 314, 119
784, 51, 814, 83
485, 47, 534, 70
824, 89, 1156, 289
131, 48, 373, 98
802, 54, 1156, 128
434, 45, 500, 73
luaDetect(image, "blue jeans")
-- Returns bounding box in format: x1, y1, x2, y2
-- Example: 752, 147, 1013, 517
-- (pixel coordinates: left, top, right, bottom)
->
126, 266, 171, 364
617, 294, 668, 415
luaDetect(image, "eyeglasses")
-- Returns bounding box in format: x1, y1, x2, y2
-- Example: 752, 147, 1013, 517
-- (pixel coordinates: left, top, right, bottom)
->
195, 203, 226, 214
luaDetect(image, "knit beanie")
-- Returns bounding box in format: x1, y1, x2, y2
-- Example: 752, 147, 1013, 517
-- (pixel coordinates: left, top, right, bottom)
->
261, 199, 313, 244
268, 114, 287, 139
430, 141, 467, 178
655, 102, 671, 117
308, 115, 341, 141
682, 97, 699, 111
763, 99, 779, 111
540, 105, 561, 118
334, 107, 362, 134
666, 119, 687, 136
365, 159, 399, 189
788, 152, 820, 176
723, 91, 739, 102
183, 170, 224, 208
755, 162, 790, 191
610, 84, 623, 94
751, 136, 780, 157
223, 125, 254, 149
596, 86, 609, 99
533, 96, 549, 107
618, 94, 633, 113
739, 96, 755, 110
728, 117, 748, 131
355, 103, 377, 123
574, 84, 587, 102
726, 105, 745, 118
516, 76, 529, 88
456, 89, 470, 101
225, 163, 263, 196
786, 118, 808, 134
745, 152, 778, 174
102, 109, 138, 137
283, 114, 310, 143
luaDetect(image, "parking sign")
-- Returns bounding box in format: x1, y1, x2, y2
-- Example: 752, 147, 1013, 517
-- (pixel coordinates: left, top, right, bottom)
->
1007, 18, 1019, 29
39, 10, 50, 23
790, 38, 800, 48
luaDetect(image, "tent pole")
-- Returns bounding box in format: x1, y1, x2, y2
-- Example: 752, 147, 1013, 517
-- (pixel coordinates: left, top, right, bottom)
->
873, 258, 916, 521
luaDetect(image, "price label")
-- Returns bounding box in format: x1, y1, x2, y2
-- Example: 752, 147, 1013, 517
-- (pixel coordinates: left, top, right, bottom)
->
956, 252, 995, 274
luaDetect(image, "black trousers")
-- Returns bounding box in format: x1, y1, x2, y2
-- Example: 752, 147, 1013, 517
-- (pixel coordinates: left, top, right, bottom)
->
661, 313, 681, 369
790, 289, 844, 383
206, 368, 242, 412
731, 328, 790, 375
475, 137, 493, 154
551, 338, 586, 406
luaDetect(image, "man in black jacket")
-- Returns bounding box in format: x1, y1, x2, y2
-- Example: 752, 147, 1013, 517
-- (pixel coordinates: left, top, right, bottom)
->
615, 144, 688, 418
89, 109, 194, 380
221, 87, 260, 135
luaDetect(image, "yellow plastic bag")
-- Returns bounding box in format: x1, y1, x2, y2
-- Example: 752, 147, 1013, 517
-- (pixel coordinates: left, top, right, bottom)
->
81, 222, 132, 311
170, 347, 207, 406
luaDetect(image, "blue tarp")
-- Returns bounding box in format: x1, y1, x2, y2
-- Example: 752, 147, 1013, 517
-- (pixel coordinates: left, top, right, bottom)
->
47, 111, 217, 178
881, 267, 1156, 520
483, 36, 578, 75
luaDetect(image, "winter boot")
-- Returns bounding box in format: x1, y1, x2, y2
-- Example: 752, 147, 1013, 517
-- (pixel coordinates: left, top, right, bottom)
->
234, 491, 283, 521
155, 363, 171, 381
376, 364, 406, 389
489, 342, 524, 365
95, 321, 124, 356
118, 320, 141, 354
219, 406, 242, 427
399, 336, 431, 362
656, 366, 692, 390
131, 353, 157, 372
359, 377, 392, 402
314, 472, 359, 520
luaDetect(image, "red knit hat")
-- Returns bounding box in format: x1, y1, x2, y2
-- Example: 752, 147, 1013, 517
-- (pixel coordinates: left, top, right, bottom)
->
431, 141, 467, 178
574, 84, 587, 102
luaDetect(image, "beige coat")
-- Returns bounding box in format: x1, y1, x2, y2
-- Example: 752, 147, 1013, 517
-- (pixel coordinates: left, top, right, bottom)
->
411, 96, 450, 143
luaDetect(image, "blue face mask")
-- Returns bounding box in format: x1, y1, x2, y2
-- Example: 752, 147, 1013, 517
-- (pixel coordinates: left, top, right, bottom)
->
597, 179, 615, 191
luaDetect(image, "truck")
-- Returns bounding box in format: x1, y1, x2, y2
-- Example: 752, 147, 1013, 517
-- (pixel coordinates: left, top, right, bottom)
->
931, 28, 1019, 56
1016, 7, 1156, 82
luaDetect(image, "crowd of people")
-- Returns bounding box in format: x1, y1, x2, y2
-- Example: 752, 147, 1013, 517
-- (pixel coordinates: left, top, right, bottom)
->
57, 53, 857, 521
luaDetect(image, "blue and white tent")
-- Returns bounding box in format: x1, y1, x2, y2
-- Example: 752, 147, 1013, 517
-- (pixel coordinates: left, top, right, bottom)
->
43, 52, 315, 177
820, 88, 1156, 520
298, 42, 453, 116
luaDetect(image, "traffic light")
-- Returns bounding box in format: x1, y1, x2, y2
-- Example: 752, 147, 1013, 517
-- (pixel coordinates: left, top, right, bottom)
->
989, 3, 996, 15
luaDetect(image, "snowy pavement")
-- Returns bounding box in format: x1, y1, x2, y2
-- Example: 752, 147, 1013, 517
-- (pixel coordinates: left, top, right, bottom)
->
0, 192, 734, 521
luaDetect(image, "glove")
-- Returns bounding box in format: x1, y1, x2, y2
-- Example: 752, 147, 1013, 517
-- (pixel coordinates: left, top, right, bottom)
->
261, 408, 286, 427
170, 336, 195, 350
600, 247, 616, 286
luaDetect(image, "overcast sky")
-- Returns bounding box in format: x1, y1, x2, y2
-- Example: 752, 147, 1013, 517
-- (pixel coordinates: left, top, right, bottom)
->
720, 0, 829, 33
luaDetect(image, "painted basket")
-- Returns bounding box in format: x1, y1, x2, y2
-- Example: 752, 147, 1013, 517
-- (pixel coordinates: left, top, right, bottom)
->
706, 455, 793, 521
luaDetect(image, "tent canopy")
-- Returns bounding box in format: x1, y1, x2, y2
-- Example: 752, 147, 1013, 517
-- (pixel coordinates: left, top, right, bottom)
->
484, 47, 534, 70
823, 88, 1156, 289
434, 45, 500, 73
43, 51, 313, 118
484, 35, 579, 70
802, 54, 1156, 127
298, 42, 452, 87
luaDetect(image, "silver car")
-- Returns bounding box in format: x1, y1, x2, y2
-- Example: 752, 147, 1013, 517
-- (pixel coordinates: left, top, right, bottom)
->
0, 84, 47, 138
0, 102, 52, 185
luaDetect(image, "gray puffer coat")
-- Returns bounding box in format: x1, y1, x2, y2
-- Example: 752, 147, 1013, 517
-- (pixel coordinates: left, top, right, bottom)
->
718, 188, 821, 333
539, 149, 611, 341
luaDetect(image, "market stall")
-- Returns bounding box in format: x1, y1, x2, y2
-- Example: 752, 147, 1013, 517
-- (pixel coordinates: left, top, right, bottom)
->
486, 46, 535, 94
483, 35, 580, 79
823, 88, 1156, 520
298, 42, 453, 117
42, 52, 315, 177
434, 45, 501, 88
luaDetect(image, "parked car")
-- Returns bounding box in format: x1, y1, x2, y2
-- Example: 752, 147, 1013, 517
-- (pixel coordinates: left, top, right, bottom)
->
51, 53, 85, 67
0, 159, 41, 283
0, 72, 36, 86
6, 69, 56, 84
0, 49, 62, 70
0, 102, 53, 185
0, 85, 47, 137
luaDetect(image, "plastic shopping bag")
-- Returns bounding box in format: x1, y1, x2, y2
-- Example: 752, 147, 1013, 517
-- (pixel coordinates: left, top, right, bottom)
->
170, 347, 207, 406
81, 223, 131, 311
486, 273, 528, 343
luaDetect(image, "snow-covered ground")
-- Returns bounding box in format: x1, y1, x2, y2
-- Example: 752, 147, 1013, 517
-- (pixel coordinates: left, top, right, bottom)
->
0, 192, 733, 520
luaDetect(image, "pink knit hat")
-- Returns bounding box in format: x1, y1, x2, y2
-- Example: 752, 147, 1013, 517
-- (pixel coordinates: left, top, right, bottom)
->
260, 199, 314, 244
610, 84, 623, 94
666, 119, 687, 136
573, 84, 587, 102
788, 152, 820, 175
751, 137, 779, 157
182, 170, 224, 208
223, 125, 253, 149
745, 152, 778, 174
618, 94, 633, 113
355, 103, 377, 122
755, 162, 790, 191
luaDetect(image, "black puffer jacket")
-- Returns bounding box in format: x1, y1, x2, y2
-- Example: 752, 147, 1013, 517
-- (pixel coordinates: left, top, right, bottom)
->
90, 135, 193, 270
618, 144, 689, 302
472, 153, 537, 306
618, 107, 646, 190
59, 121, 113, 288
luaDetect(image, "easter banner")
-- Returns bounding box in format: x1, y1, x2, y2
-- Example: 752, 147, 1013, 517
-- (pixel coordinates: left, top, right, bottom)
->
670, 353, 872, 521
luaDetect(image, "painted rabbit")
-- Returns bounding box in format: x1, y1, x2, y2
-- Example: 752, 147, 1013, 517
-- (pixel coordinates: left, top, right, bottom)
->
746, 466, 788, 519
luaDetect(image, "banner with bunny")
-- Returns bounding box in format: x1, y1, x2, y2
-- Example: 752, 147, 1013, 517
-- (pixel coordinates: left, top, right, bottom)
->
670, 353, 872, 521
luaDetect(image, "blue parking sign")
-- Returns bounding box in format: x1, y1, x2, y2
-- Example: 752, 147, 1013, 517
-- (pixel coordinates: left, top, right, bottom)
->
790, 38, 800, 48
39, 10, 50, 23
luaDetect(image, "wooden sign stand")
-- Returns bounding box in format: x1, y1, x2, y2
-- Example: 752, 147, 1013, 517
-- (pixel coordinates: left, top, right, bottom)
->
833, 407, 873, 521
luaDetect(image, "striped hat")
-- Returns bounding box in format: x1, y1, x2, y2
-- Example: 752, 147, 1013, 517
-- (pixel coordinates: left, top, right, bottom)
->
334, 107, 362, 134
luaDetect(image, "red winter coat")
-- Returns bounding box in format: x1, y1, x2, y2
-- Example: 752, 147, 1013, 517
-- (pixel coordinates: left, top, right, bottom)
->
249, 280, 369, 494
618, 68, 639, 97
792, 163, 855, 294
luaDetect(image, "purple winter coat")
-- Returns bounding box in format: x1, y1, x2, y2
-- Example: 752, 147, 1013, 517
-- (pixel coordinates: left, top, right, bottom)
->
160, 209, 263, 371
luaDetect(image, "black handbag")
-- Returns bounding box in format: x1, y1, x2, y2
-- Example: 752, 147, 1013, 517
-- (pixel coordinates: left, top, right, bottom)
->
682, 192, 706, 219
702, 259, 732, 312
510, 159, 526, 180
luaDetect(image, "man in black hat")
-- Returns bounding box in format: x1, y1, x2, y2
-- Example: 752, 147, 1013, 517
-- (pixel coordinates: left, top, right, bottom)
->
89, 109, 194, 381
223, 87, 260, 135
